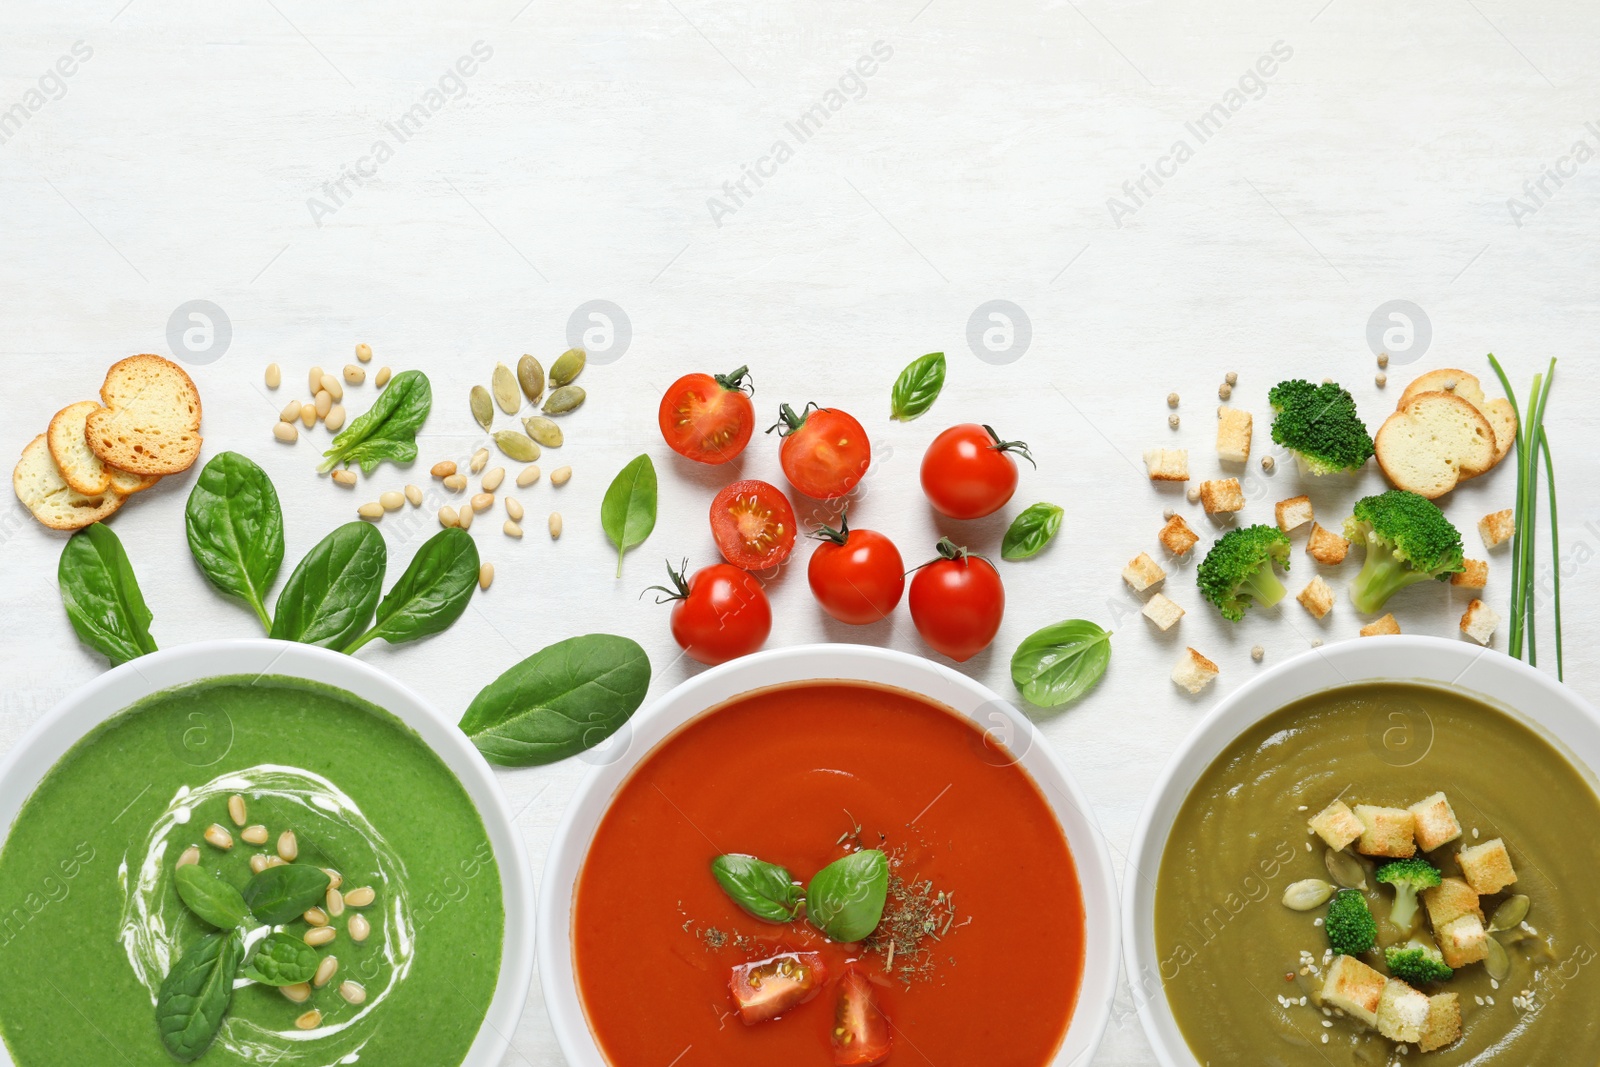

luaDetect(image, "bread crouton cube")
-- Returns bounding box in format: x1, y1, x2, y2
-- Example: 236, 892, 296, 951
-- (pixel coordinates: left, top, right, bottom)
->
1171, 647, 1219, 694
1143, 448, 1189, 482
1353, 804, 1416, 858
1450, 559, 1488, 588
1479, 509, 1514, 549
1360, 614, 1401, 637
1199, 478, 1244, 514
1309, 799, 1364, 851
1460, 598, 1500, 645
1297, 576, 1334, 620
1159, 514, 1200, 556
1376, 979, 1430, 1043
1437, 912, 1488, 968
1141, 593, 1184, 631
1419, 993, 1463, 1053
1123, 552, 1166, 593
1275, 494, 1314, 533
1216, 408, 1253, 463
1423, 877, 1482, 929
1408, 792, 1462, 852
1306, 523, 1350, 565
1322, 955, 1387, 1027
1458, 838, 1517, 895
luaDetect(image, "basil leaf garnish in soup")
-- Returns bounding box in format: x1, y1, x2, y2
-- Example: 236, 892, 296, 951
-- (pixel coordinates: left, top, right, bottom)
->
156, 929, 244, 1063
805, 849, 889, 943
241, 863, 332, 925
242, 931, 321, 987
711, 855, 803, 923
173, 865, 249, 930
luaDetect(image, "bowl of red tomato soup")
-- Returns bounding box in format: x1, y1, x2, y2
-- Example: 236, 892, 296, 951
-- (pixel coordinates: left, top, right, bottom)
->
538, 644, 1119, 1067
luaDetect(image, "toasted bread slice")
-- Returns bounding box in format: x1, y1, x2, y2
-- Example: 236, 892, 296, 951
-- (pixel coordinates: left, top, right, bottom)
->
1375, 392, 1495, 498
13, 434, 124, 530
48, 400, 113, 495
84, 355, 203, 476
1398, 369, 1516, 473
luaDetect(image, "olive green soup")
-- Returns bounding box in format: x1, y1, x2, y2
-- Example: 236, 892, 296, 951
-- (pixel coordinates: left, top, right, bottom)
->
0, 676, 504, 1066
1155, 682, 1600, 1065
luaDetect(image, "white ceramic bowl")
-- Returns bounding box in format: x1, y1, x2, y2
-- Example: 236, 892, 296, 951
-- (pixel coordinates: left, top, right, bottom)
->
0, 639, 535, 1067
539, 642, 1121, 1067
1124, 635, 1600, 1066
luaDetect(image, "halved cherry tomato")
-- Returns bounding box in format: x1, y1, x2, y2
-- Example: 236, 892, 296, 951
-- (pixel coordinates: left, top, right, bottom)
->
650, 561, 771, 665
920, 423, 1034, 519
658, 366, 757, 464
729, 952, 829, 1025
807, 510, 905, 625
711, 479, 797, 570
831, 968, 892, 1065
908, 539, 1005, 661
771, 403, 871, 499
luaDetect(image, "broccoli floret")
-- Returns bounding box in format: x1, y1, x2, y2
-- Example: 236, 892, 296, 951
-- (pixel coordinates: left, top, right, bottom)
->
1196, 525, 1292, 622
1375, 857, 1442, 931
1344, 490, 1466, 614
1269, 379, 1375, 475
1325, 889, 1378, 956
1385, 941, 1454, 985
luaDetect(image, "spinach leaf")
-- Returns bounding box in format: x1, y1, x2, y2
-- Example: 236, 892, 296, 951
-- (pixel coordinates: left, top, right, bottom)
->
711, 855, 803, 923
1001, 502, 1064, 561
174, 865, 249, 930
57, 522, 158, 665
270, 522, 387, 649
805, 850, 888, 943
344, 528, 479, 653
600, 454, 657, 577
459, 634, 651, 765
1010, 619, 1112, 708
890, 351, 946, 421
319, 369, 432, 474
156, 929, 243, 1063
241, 863, 331, 925
242, 931, 320, 986
185, 451, 284, 629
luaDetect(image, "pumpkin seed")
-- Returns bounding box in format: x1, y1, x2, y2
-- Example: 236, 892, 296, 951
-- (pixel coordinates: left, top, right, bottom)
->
1325, 848, 1368, 890
1489, 894, 1530, 933
543, 385, 585, 415
517, 355, 544, 404
1282, 879, 1335, 911
493, 430, 540, 462
492, 362, 521, 414
470, 385, 494, 431
549, 348, 586, 387
522, 416, 564, 448
1484, 935, 1511, 981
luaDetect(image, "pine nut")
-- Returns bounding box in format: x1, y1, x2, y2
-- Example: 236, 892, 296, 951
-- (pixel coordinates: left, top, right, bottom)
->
241, 824, 269, 845
325, 405, 346, 432
249, 854, 272, 874
323, 868, 343, 890
281, 983, 311, 1004
227, 795, 247, 827
348, 913, 372, 942
375, 366, 392, 387
357, 502, 384, 520
304, 926, 336, 947
300, 404, 317, 429
404, 484, 422, 507
320, 373, 344, 402
308, 367, 324, 395
438, 506, 459, 529
326, 887, 345, 917
204, 824, 233, 850
471, 493, 493, 512
470, 449, 489, 474
379, 491, 404, 511
355, 342, 372, 363
339, 980, 367, 1004
265, 364, 282, 389
304, 907, 329, 927
278, 830, 298, 861
457, 506, 474, 531
443, 474, 467, 492
343, 886, 376, 908
295, 1009, 322, 1030
176, 846, 201, 869
314, 390, 332, 419
274, 422, 299, 444
504, 520, 523, 538
313, 955, 339, 988
478, 563, 494, 590
549, 512, 563, 539
331, 469, 357, 488
343, 364, 365, 385
431, 460, 457, 479
550, 466, 572, 487
482, 467, 505, 492
516, 464, 541, 488
505, 497, 524, 522
281, 399, 302, 422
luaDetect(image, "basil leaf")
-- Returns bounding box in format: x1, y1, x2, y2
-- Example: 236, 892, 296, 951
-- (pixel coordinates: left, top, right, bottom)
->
184, 451, 284, 630
890, 351, 945, 421
344, 528, 479, 653
1001, 502, 1064, 561
459, 634, 651, 766
173, 865, 249, 930
241, 863, 332, 925
319, 369, 432, 474
1010, 619, 1112, 708
242, 931, 320, 986
57, 522, 158, 665
711, 855, 803, 923
600, 454, 657, 577
270, 522, 387, 649
805, 850, 889, 943
156, 930, 243, 1063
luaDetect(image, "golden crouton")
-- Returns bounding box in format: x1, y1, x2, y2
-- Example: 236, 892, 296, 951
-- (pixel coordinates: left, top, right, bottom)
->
1123, 552, 1166, 593
1159, 514, 1200, 556
1297, 575, 1334, 620
1408, 792, 1462, 852
1171, 647, 1219, 695
1309, 799, 1364, 851
1306, 523, 1350, 565
1141, 593, 1184, 631
1460, 598, 1500, 646
1423, 877, 1482, 929
1478, 508, 1514, 549
1143, 448, 1189, 482
1437, 913, 1488, 968
1353, 804, 1416, 858
1360, 614, 1401, 637
1450, 559, 1488, 588
1199, 478, 1244, 514
1377, 979, 1430, 1043
1275, 494, 1314, 534
1322, 955, 1387, 1027
1458, 838, 1517, 895
1419, 993, 1462, 1053
1216, 408, 1253, 463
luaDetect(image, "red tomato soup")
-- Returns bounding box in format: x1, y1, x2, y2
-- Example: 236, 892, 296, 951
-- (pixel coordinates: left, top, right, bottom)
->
573, 682, 1087, 1066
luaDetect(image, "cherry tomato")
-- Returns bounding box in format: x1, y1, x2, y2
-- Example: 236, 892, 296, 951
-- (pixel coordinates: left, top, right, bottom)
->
908, 539, 1005, 661
710, 479, 797, 570
920, 423, 1034, 519
771, 402, 871, 499
651, 561, 772, 666
729, 952, 829, 1025
831, 968, 892, 1065
807, 510, 905, 625
658, 366, 756, 464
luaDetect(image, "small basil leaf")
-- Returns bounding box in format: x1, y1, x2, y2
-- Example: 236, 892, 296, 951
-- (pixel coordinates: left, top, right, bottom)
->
890, 351, 946, 421
600, 454, 657, 577
1010, 619, 1112, 708
320, 369, 432, 474
242, 931, 320, 986
241, 863, 331, 925
57, 522, 158, 665
270, 522, 387, 649
805, 850, 889, 943
173, 865, 249, 930
345, 528, 479, 653
459, 634, 651, 766
184, 451, 284, 629
1001, 502, 1064, 561
156, 930, 244, 1063
711, 855, 803, 923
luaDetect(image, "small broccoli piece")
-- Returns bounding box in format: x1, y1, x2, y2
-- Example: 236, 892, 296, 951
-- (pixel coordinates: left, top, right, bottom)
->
1325, 889, 1378, 956
1375, 857, 1443, 931
1385, 941, 1454, 985
1344, 491, 1466, 614
1196, 525, 1292, 622
1269, 379, 1375, 475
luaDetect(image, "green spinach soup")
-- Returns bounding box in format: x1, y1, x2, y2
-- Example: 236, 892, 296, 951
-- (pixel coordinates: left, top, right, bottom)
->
0, 675, 504, 1065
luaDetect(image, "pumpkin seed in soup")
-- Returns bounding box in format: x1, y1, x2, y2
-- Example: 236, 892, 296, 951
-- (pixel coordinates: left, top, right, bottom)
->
1489, 894, 1530, 932
517, 355, 544, 404
543, 385, 585, 415
549, 348, 585, 387
522, 417, 563, 448
1324, 849, 1367, 890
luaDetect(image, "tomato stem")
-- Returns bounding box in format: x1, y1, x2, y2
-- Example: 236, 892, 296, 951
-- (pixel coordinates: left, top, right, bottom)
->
907, 537, 984, 575
768, 401, 820, 437
811, 507, 852, 547
642, 558, 692, 603
715, 365, 754, 394
983, 424, 1036, 468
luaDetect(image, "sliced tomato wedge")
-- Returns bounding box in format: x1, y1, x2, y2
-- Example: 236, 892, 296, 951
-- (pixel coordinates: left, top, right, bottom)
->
832, 968, 892, 1065
729, 952, 829, 1025
710, 479, 797, 570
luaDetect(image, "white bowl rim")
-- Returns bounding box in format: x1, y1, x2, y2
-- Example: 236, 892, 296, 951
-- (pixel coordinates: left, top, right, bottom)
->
0, 638, 535, 1067
537, 641, 1121, 1067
